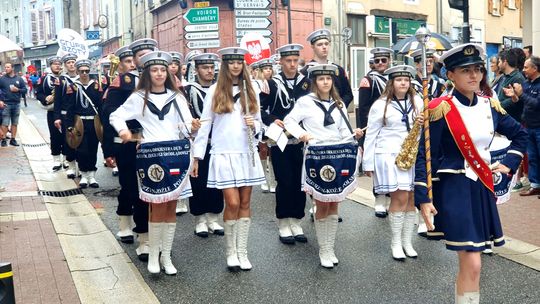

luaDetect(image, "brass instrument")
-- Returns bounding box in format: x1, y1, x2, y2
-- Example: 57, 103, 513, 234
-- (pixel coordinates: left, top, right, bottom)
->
107, 54, 121, 82
395, 118, 422, 170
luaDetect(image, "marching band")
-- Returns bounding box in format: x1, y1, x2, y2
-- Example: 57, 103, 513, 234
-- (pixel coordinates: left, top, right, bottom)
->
33, 29, 527, 304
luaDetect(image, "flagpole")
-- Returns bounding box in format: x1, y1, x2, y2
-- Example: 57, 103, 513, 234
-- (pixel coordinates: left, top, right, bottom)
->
415, 27, 433, 205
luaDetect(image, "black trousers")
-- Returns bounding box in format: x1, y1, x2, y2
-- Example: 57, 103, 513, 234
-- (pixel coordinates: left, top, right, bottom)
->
47, 111, 63, 156
60, 114, 77, 162
115, 141, 148, 234
271, 143, 306, 219
76, 120, 99, 172
189, 144, 224, 216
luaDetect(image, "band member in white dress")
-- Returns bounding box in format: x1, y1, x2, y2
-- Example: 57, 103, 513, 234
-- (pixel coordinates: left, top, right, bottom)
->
110, 51, 199, 275
363, 65, 424, 261
192, 47, 265, 272
284, 64, 363, 268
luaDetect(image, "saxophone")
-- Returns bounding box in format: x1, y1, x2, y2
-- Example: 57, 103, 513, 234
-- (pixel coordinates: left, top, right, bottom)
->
395, 118, 422, 170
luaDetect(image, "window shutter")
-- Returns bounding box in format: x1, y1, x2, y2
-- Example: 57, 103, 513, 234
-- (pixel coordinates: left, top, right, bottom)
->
49, 8, 56, 40
31, 10, 38, 43
500, 0, 505, 14
38, 10, 45, 41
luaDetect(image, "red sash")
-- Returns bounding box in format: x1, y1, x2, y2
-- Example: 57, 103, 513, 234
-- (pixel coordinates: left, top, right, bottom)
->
443, 97, 494, 193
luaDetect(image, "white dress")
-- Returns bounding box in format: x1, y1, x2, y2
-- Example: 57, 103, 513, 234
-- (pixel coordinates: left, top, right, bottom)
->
362, 95, 424, 194
110, 89, 194, 201
193, 84, 265, 189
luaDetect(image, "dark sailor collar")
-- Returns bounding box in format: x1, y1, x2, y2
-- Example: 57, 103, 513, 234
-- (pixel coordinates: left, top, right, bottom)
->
452, 89, 478, 107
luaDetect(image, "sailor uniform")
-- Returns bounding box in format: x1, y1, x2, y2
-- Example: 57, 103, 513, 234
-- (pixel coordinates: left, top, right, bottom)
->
110, 89, 194, 201
69, 78, 103, 174
363, 95, 424, 193
36, 72, 64, 160
261, 72, 310, 220
193, 84, 265, 189
412, 76, 445, 100
184, 81, 224, 217
54, 74, 80, 170
356, 70, 388, 130
414, 91, 527, 251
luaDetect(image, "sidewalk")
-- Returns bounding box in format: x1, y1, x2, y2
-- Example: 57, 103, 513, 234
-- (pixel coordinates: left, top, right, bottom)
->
348, 176, 540, 270
1, 111, 158, 303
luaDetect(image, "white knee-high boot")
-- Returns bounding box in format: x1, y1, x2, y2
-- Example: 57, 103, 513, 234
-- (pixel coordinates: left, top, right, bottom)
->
326, 214, 339, 265
236, 217, 252, 270
224, 220, 240, 271
147, 222, 162, 274
314, 217, 333, 268
206, 213, 224, 235
160, 223, 177, 275
116, 215, 134, 243
374, 195, 388, 217
402, 211, 418, 258
389, 212, 406, 261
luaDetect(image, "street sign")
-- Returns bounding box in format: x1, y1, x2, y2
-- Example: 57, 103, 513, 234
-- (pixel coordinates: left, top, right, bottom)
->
185, 31, 219, 40
235, 17, 272, 29
86, 30, 100, 40
183, 7, 219, 24
236, 29, 272, 37
234, 0, 271, 9
237, 37, 273, 45
184, 23, 219, 32
186, 39, 221, 49
194, 1, 210, 8
235, 9, 271, 17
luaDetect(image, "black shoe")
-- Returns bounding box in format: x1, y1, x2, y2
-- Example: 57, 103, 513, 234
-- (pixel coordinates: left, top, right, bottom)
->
279, 235, 296, 244
89, 182, 99, 188
338, 216, 343, 223
138, 253, 149, 262
52, 164, 62, 171
120, 235, 134, 244
293, 234, 308, 243
375, 211, 388, 218
112, 170, 119, 177
176, 211, 187, 216
227, 265, 241, 272
417, 232, 428, 238
194, 230, 209, 238
9, 139, 19, 146
1, 140, 7, 147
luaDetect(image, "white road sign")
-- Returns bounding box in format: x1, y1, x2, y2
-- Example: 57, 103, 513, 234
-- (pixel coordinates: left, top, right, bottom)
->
235, 10, 271, 17
184, 23, 219, 32
234, 0, 270, 9
185, 31, 219, 40
235, 17, 272, 29
236, 29, 272, 37
236, 37, 273, 45
186, 39, 221, 49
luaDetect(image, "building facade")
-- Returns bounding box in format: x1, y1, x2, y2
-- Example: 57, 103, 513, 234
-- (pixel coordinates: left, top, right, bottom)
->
0, 0, 24, 71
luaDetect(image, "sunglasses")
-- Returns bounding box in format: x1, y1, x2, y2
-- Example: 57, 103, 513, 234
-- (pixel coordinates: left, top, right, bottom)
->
78, 70, 90, 74
374, 58, 388, 64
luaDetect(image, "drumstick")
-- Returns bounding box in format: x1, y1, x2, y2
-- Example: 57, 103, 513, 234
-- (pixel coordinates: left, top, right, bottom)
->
361, 126, 368, 132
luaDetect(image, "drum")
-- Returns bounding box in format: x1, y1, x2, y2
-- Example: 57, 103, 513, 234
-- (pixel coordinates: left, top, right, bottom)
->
490, 134, 517, 204
135, 139, 192, 203
302, 141, 360, 202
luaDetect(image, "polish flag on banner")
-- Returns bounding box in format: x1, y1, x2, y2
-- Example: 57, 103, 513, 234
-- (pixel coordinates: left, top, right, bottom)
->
341, 169, 350, 176
170, 169, 180, 176
240, 32, 270, 65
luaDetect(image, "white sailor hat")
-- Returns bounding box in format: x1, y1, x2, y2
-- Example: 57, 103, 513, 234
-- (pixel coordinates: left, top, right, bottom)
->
276, 43, 303, 57
440, 43, 485, 70
128, 38, 158, 54
186, 50, 202, 62
306, 28, 331, 44
368, 57, 374, 64
139, 51, 172, 69
307, 63, 338, 78
75, 59, 92, 69
253, 58, 273, 68
61, 53, 77, 63
409, 48, 436, 62
193, 53, 218, 65
384, 65, 416, 79
115, 46, 133, 60
371, 47, 393, 58
47, 56, 62, 66
218, 47, 248, 61
170, 52, 183, 64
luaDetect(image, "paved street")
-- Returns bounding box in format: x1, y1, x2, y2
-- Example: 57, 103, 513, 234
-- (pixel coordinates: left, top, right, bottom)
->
8, 98, 540, 303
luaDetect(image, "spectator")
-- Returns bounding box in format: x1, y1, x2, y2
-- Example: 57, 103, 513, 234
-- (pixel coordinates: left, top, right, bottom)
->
498, 49, 527, 122
504, 56, 540, 197
524, 45, 533, 59
0, 63, 27, 146
18, 72, 28, 107
490, 55, 504, 92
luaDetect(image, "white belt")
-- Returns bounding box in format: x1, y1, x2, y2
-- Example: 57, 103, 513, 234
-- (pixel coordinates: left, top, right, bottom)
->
61, 110, 67, 115
79, 115, 95, 120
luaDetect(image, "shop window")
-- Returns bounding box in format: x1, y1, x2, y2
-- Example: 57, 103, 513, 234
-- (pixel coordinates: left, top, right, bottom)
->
347, 14, 366, 46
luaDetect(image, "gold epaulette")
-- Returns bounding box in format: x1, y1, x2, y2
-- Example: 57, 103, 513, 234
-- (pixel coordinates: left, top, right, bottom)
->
429, 99, 451, 121
489, 98, 507, 115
